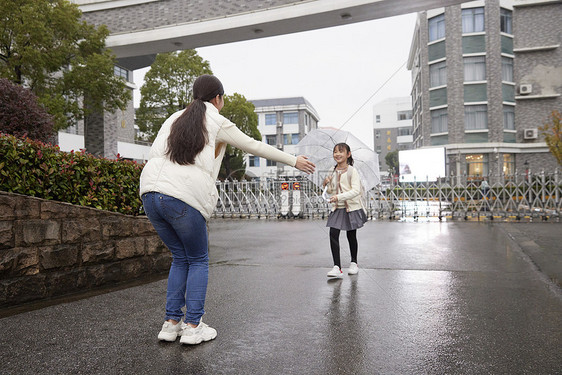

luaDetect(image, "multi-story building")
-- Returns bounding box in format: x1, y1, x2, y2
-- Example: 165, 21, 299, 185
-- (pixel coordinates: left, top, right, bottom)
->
512, 0, 561, 173
246, 97, 320, 178
57, 64, 146, 160
407, 0, 559, 182
373, 97, 413, 175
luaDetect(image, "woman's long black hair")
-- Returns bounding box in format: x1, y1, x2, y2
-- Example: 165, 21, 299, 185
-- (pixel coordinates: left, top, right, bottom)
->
333, 142, 354, 170
166, 74, 224, 165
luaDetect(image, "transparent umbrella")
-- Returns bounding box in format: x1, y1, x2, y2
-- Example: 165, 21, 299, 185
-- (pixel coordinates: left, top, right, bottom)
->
295, 128, 380, 191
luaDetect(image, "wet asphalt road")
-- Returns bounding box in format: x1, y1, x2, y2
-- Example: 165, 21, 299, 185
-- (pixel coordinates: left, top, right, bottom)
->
1, 220, 561, 374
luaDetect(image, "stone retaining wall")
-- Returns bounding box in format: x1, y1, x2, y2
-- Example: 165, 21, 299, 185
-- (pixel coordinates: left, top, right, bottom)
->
0, 191, 170, 308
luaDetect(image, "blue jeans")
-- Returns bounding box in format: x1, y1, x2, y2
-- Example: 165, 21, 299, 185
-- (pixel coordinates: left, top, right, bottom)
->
142, 192, 209, 325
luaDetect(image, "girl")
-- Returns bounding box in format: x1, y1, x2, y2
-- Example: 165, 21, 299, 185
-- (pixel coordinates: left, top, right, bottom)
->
323, 143, 367, 278
140, 75, 315, 345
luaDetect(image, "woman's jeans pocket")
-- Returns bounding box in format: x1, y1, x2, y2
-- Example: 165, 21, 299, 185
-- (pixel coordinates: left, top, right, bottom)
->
159, 194, 188, 220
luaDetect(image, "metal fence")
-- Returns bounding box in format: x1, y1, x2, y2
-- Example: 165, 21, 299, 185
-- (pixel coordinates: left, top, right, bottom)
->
213, 170, 561, 221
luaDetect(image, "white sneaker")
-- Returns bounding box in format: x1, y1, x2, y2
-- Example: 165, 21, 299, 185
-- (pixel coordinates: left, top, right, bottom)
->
180, 320, 217, 345
348, 262, 359, 275
327, 265, 343, 278
157, 320, 184, 342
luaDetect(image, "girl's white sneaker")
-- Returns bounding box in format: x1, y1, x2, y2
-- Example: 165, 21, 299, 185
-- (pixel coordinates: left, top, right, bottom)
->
327, 265, 343, 278
348, 262, 359, 275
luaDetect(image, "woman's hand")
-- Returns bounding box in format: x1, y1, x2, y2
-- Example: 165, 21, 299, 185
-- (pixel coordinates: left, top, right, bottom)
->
295, 155, 315, 174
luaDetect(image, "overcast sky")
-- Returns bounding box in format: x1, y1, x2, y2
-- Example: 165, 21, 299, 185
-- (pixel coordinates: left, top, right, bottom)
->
133, 12, 418, 149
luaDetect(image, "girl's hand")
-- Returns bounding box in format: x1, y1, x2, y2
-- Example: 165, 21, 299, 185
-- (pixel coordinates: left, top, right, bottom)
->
323, 175, 333, 187
295, 155, 315, 174
329, 195, 338, 203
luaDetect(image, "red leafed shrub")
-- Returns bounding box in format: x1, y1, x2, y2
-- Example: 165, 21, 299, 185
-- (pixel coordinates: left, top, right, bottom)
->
0, 79, 55, 143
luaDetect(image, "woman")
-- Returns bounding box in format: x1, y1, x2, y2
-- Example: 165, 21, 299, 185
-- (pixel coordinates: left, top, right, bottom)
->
140, 75, 315, 345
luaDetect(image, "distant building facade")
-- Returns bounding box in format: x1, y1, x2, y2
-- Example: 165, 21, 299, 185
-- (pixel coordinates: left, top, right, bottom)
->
407, 0, 560, 182
247, 97, 320, 178
57, 65, 148, 160
512, 0, 562, 173
373, 97, 413, 175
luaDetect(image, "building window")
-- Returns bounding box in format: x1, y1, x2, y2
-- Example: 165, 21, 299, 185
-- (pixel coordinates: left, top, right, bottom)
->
465, 105, 488, 130
431, 108, 448, 133
266, 159, 276, 167
376, 115, 381, 123
265, 135, 276, 145
398, 127, 411, 136
283, 133, 300, 145
375, 130, 380, 138
397, 110, 412, 121
429, 14, 445, 42
500, 8, 512, 34
283, 112, 298, 124
430, 61, 447, 87
292, 133, 299, 144
462, 7, 485, 33
503, 105, 515, 130
464, 56, 486, 81
466, 154, 488, 179
114, 65, 129, 81
249, 156, 260, 167
375, 145, 382, 153
501, 57, 513, 82
503, 154, 514, 177
265, 114, 276, 125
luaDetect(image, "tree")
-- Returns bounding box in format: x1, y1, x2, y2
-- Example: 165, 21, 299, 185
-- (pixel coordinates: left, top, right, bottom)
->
136, 50, 212, 141
539, 110, 562, 165
0, 79, 54, 142
385, 150, 399, 175
0, 0, 131, 131
219, 93, 261, 180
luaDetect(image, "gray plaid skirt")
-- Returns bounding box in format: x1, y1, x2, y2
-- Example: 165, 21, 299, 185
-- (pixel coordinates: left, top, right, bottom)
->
326, 208, 368, 231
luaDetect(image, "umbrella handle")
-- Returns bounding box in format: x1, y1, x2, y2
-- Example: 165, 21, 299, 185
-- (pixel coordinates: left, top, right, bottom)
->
323, 167, 336, 190
322, 185, 330, 202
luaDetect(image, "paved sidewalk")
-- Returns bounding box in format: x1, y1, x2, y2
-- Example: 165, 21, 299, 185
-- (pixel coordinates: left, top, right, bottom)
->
1, 220, 561, 374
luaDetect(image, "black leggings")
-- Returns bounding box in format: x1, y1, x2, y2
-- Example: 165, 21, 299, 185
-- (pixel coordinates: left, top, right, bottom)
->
329, 227, 358, 268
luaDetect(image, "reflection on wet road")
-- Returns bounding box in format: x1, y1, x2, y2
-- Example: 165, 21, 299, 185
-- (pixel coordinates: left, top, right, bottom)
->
0, 220, 560, 374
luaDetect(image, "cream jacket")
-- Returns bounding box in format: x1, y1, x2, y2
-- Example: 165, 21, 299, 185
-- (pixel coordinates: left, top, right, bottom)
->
140, 102, 297, 220
325, 166, 363, 212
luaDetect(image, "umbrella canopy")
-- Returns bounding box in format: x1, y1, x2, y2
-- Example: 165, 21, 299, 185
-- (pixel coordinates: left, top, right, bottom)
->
295, 128, 380, 191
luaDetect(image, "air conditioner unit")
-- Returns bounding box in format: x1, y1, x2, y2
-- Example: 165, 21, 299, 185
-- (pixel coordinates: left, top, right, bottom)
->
523, 128, 538, 140
519, 84, 533, 95
276, 143, 283, 149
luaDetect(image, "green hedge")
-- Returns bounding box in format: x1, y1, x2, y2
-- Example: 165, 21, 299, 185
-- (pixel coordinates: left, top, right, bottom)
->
0, 133, 143, 215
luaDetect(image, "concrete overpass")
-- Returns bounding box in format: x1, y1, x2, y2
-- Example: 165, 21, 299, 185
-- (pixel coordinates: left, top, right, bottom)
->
74, 0, 468, 70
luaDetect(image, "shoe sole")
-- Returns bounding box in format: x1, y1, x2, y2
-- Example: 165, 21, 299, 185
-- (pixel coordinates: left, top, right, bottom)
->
327, 274, 343, 278
180, 333, 217, 345
348, 270, 358, 275
158, 332, 180, 342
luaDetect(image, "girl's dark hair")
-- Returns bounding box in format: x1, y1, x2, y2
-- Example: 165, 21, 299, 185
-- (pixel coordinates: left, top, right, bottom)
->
333, 142, 354, 168
166, 74, 224, 165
